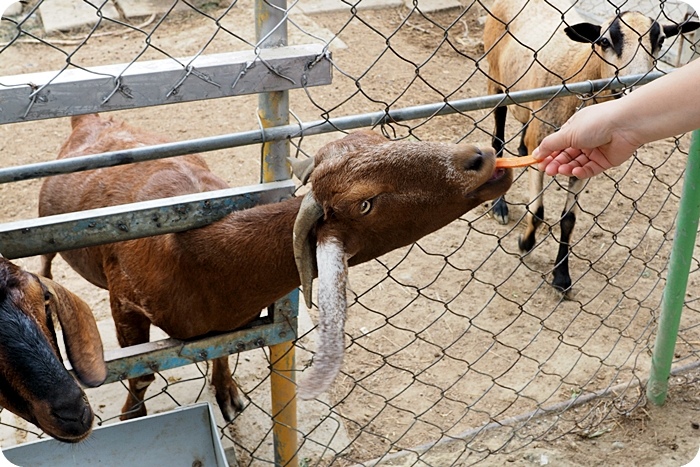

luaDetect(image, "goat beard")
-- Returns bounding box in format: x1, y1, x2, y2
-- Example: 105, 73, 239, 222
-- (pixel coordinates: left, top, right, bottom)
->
297, 237, 348, 400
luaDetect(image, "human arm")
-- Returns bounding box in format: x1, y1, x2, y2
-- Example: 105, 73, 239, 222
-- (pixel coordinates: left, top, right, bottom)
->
533, 58, 700, 178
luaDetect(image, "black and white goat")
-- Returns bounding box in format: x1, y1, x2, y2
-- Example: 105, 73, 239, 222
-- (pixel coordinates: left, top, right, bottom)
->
483, 0, 699, 293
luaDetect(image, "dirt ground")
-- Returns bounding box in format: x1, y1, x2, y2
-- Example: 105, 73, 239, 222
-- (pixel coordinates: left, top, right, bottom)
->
0, 1, 699, 466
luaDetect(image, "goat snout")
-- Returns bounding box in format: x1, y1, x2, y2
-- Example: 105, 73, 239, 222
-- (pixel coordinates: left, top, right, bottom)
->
32, 402, 93, 443
51, 392, 91, 424
37, 387, 94, 442
52, 405, 93, 433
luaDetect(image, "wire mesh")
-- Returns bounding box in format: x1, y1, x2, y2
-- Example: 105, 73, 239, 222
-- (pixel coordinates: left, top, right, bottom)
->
1, 0, 700, 466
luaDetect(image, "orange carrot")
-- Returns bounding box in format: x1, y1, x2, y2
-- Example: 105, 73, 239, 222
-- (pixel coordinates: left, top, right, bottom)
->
495, 154, 538, 169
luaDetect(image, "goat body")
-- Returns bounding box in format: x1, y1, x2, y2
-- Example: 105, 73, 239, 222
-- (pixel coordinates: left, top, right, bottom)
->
0, 257, 106, 442
39, 114, 512, 420
483, 0, 699, 294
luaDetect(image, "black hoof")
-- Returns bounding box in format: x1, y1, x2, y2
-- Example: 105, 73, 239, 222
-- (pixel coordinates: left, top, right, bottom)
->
518, 234, 536, 253
552, 272, 572, 298
491, 197, 509, 225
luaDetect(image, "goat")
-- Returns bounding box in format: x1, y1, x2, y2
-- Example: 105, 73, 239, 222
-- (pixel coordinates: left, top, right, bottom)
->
0, 255, 106, 442
38, 113, 512, 420
483, 0, 699, 294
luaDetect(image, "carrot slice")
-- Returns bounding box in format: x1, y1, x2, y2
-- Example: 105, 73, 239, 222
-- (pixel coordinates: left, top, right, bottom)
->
495, 154, 538, 169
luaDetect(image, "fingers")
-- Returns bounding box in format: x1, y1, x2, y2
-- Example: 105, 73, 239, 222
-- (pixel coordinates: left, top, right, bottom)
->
535, 148, 582, 175
536, 149, 606, 179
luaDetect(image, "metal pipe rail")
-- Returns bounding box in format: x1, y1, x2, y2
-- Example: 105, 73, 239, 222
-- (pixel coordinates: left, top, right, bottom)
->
0, 72, 663, 185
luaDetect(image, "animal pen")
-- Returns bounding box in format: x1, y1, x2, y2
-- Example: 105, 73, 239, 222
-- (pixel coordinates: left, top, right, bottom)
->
0, 0, 699, 465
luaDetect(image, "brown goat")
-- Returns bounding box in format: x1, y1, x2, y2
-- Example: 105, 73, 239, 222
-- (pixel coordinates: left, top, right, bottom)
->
39, 113, 512, 420
0, 256, 106, 442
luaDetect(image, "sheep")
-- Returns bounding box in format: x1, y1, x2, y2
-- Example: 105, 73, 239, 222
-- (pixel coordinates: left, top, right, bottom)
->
483, 0, 699, 294
38, 113, 513, 420
0, 255, 106, 443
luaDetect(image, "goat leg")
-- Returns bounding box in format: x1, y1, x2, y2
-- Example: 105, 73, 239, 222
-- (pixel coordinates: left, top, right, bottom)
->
551, 176, 585, 297
211, 356, 246, 422
112, 293, 154, 420
518, 166, 545, 253
121, 373, 156, 420
490, 101, 509, 224
40, 252, 57, 279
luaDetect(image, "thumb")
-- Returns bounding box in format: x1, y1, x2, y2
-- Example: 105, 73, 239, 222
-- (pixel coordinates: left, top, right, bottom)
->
533, 124, 573, 160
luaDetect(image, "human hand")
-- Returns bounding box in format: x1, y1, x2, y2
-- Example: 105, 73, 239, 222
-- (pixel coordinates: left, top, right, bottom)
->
533, 102, 641, 179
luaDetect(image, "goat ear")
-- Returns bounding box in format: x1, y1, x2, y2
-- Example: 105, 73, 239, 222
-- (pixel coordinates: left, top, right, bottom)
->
41, 278, 107, 387
564, 23, 602, 43
664, 21, 700, 37
297, 236, 348, 400
287, 157, 315, 185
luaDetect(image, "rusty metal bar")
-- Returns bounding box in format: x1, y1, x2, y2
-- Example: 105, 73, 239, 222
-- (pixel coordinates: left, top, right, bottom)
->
0, 180, 295, 259
0, 44, 331, 125
77, 316, 293, 385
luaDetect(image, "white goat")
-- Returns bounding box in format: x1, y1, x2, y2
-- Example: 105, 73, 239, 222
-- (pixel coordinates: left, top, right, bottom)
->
0, 255, 106, 442
39, 114, 513, 420
484, 0, 699, 293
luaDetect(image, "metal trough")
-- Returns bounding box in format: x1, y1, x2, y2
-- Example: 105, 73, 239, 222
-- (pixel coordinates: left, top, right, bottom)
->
2, 403, 228, 466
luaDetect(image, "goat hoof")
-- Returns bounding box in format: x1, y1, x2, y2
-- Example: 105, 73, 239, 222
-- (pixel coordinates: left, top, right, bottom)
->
518, 234, 536, 253
120, 403, 147, 421
216, 385, 246, 422
491, 198, 509, 225
552, 277, 573, 299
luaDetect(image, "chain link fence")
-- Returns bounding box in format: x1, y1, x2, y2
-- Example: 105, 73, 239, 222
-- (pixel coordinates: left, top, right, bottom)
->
1, 0, 700, 465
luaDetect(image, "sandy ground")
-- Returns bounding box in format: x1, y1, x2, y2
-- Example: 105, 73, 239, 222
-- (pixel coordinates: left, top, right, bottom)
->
0, 1, 699, 466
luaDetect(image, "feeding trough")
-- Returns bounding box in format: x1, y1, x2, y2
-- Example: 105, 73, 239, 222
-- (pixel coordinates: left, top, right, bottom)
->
2, 403, 228, 466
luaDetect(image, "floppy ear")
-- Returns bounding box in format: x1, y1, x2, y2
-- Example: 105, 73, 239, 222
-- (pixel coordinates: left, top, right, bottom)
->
41, 278, 107, 387
297, 236, 348, 400
664, 21, 700, 37
565, 23, 602, 43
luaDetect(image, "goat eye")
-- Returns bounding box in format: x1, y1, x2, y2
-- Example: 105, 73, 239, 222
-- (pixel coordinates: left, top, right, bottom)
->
598, 37, 611, 49
360, 199, 373, 215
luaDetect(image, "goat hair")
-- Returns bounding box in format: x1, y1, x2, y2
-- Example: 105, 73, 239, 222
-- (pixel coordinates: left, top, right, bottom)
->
39, 114, 512, 420
0, 255, 106, 442
484, 0, 699, 294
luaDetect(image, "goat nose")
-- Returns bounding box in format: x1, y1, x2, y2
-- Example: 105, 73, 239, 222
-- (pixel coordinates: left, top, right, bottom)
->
51, 388, 92, 423
80, 403, 93, 427
463, 151, 485, 172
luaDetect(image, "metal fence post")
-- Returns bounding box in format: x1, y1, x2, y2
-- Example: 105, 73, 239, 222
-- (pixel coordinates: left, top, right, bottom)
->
647, 129, 700, 405
257, 0, 291, 183
256, 1, 298, 465
270, 329, 298, 466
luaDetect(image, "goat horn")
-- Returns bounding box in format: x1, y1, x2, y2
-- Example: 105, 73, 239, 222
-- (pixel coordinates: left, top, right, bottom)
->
287, 157, 315, 185
293, 191, 324, 307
